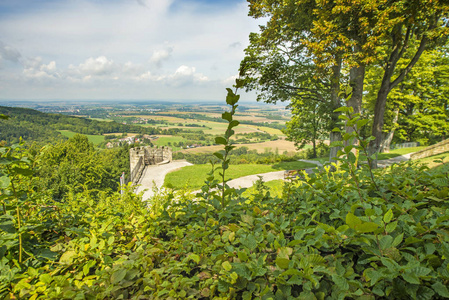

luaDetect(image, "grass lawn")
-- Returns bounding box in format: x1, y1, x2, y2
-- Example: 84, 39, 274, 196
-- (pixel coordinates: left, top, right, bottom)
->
58, 130, 104, 145
164, 161, 316, 190
389, 146, 427, 155
241, 179, 284, 199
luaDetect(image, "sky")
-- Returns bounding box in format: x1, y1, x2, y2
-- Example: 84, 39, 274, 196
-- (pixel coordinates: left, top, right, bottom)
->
0, 0, 262, 102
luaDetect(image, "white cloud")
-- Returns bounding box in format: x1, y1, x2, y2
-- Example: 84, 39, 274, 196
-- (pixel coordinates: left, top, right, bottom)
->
76, 56, 116, 76
22, 57, 58, 80
150, 46, 173, 68
222, 74, 239, 86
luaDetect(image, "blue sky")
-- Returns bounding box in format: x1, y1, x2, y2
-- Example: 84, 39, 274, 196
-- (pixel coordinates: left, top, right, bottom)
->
0, 0, 261, 101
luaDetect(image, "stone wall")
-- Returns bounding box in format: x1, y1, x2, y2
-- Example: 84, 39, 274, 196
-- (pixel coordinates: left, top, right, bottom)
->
129, 146, 172, 184
410, 139, 449, 160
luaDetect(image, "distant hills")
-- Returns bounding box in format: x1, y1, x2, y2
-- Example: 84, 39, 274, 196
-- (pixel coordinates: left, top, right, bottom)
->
0, 106, 161, 145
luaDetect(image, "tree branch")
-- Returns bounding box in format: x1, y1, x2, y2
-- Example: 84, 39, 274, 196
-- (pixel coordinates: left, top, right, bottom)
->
389, 19, 438, 91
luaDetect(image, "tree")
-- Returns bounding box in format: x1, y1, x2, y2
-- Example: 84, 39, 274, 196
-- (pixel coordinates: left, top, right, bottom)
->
242, 0, 448, 166
240, 1, 344, 162
363, 44, 449, 149
393, 47, 449, 144
283, 97, 330, 158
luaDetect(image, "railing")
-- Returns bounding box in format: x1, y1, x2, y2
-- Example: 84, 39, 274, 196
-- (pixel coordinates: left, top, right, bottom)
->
411, 139, 449, 160
392, 142, 419, 149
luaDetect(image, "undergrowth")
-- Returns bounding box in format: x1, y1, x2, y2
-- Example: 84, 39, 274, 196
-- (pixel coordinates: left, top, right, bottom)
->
0, 86, 448, 299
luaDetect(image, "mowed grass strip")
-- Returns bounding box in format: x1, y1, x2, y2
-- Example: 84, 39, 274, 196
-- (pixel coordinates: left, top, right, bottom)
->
164, 161, 316, 190
58, 130, 104, 145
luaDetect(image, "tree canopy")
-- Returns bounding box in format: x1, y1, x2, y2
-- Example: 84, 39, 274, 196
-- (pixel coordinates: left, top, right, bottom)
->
241, 0, 449, 165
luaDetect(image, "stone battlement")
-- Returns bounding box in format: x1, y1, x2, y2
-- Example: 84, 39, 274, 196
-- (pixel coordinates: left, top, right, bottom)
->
129, 146, 172, 184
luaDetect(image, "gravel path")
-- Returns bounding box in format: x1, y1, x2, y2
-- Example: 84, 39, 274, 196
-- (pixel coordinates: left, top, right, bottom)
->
136, 154, 414, 200
135, 160, 192, 200
226, 171, 286, 189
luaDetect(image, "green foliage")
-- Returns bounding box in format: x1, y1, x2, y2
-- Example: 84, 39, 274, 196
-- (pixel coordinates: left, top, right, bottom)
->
34, 134, 129, 200
1, 93, 449, 299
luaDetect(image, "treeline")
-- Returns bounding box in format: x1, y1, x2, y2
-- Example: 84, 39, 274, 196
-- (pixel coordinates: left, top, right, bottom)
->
173, 144, 329, 165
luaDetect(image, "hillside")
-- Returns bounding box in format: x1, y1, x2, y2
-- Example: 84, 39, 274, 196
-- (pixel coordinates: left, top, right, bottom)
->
0, 106, 162, 144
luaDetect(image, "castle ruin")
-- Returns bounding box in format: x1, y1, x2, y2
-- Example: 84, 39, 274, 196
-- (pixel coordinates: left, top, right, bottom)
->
129, 146, 172, 184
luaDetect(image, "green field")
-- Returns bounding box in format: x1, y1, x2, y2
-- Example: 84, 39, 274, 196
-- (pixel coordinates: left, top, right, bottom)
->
164, 161, 316, 190
58, 130, 104, 145
152, 136, 186, 151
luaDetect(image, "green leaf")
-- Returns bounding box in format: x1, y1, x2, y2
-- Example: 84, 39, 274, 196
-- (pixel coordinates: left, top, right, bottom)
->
355, 222, 379, 233
59, 250, 77, 265
424, 243, 436, 255
222, 112, 233, 122
392, 233, 403, 247
215, 137, 227, 145
332, 275, 349, 291
226, 90, 240, 105
334, 106, 350, 113
237, 251, 248, 262
213, 152, 224, 160
432, 282, 449, 297
402, 271, 420, 284
0, 216, 16, 233
275, 257, 290, 269
383, 209, 393, 223
222, 261, 232, 271
346, 212, 362, 229
111, 269, 127, 284
344, 145, 353, 153
411, 266, 431, 277
235, 79, 244, 89
347, 151, 356, 164
241, 234, 257, 250
356, 119, 368, 128
229, 120, 240, 128
386, 221, 398, 233
0, 175, 10, 188
188, 254, 200, 264
39, 274, 52, 284
379, 235, 393, 250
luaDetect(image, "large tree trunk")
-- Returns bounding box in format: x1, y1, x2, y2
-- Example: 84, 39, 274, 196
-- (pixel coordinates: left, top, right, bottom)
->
345, 63, 365, 150
329, 55, 342, 163
380, 107, 399, 153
